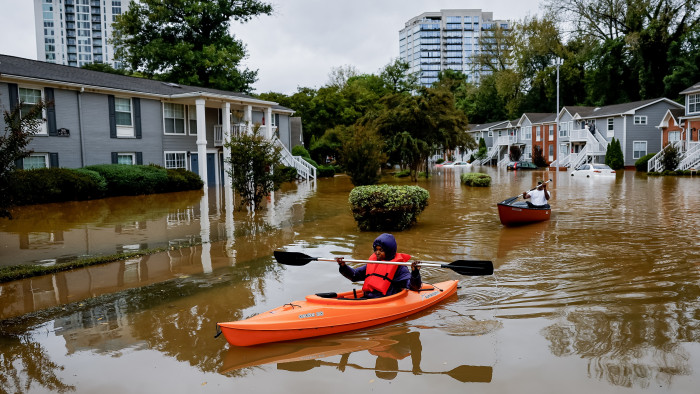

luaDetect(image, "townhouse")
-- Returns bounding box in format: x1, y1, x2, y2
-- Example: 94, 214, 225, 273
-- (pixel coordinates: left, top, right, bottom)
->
0, 54, 314, 186
651, 82, 700, 172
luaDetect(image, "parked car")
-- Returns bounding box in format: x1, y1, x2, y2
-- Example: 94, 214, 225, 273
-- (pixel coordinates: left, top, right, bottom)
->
571, 163, 616, 177
506, 161, 538, 170
435, 161, 453, 167
442, 161, 470, 167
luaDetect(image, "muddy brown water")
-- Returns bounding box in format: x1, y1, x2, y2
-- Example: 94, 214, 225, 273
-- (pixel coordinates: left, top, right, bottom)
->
0, 166, 698, 393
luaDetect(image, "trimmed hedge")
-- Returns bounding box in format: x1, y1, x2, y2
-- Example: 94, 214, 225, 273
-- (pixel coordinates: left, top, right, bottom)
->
317, 164, 336, 177
460, 172, 491, 187
635, 153, 655, 172
9, 168, 107, 205
85, 164, 170, 196
349, 184, 429, 231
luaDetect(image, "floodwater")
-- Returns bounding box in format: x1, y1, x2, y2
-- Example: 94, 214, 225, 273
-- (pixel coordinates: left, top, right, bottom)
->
0, 166, 699, 393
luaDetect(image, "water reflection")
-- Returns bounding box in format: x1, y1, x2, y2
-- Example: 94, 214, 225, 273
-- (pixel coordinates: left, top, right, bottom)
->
0, 170, 699, 392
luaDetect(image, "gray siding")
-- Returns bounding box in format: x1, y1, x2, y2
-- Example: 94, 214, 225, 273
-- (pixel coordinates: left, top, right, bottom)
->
623, 102, 671, 165
278, 114, 291, 149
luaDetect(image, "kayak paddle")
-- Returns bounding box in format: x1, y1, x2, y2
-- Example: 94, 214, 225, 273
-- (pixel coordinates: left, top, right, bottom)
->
273, 251, 494, 276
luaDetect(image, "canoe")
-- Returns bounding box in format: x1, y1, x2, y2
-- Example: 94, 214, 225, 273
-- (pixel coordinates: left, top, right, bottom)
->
217, 280, 459, 347
497, 198, 550, 226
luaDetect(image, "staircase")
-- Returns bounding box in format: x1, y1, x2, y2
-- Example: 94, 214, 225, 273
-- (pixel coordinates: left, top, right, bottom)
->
678, 142, 700, 171
648, 140, 682, 172
479, 146, 500, 165
273, 139, 317, 180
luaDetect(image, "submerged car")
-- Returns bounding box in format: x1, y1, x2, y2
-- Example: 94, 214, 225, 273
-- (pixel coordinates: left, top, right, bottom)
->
442, 161, 470, 167
435, 161, 453, 167
506, 161, 538, 170
571, 163, 616, 177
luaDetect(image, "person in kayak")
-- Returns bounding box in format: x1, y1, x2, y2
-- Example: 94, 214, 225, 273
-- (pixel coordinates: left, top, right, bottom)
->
335, 233, 422, 298
523, 180, 550, 208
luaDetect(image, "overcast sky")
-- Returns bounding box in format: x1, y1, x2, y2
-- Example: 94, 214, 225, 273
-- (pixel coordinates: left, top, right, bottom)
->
0, 0, 543, 95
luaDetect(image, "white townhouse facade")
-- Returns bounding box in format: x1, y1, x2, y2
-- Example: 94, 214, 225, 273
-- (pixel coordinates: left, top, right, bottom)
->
34, 0, 129, 68
0, 54, 313, 186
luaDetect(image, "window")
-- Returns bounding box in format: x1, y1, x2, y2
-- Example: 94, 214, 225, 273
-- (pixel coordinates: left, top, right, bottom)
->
522, 126, 531, 140
633, 115, 647, 125
559, 122, 568, 137
688, 93, 699, 113
115, 97, 133, 137
536, 126, 541, 141
668, 131, 680, 142
187, 105, 197, 135
165, 152, 187, 169
548, 126, 554, 141
23, 153, 48, 169
487, 130, 493, 137
607, 118, 614, 137
548, 144, 554, 159
164, 103, 185, 134
19, 87, 47, 134
117, 153, 135, 165
633, 141, 647, 159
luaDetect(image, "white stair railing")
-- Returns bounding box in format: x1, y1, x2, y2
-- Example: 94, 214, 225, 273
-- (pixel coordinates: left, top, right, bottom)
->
569, 145, 589, 169
678, 142, 700, 171
479, 146, 499, 165
648, 140, 682, 172
273, 139, 316, 180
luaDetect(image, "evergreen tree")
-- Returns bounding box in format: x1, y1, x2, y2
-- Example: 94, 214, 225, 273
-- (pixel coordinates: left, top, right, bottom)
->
605, 138, 624, 170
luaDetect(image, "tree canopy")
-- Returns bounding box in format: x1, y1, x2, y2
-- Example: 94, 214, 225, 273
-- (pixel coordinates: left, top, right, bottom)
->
111, 0, 272, 93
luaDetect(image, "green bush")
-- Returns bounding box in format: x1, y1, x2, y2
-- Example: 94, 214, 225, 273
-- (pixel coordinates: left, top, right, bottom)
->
9, 168, 107, 205
394, 169, 411, 178
165, 168, 204, 191
635, 153, 655, 172
292, 145, 311, 158
85, 164, 170, 196
435, 158, 445, 164
302, 156, 319, 168
349, 184, 429, 231
460, 172, 491, 187
317, 165, 335, 177
275, 165, 298, 183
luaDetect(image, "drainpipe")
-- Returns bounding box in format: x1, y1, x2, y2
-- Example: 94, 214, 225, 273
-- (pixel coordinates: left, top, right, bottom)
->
196, 98, 207, 186
78, 86, 86, 166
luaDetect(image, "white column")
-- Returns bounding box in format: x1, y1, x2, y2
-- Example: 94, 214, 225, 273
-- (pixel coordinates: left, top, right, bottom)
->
245, 105, 253, 133
196, 98, 207, 186
199, 188, 212, 273
266, 107, 273, 140
222, 102, 232, 186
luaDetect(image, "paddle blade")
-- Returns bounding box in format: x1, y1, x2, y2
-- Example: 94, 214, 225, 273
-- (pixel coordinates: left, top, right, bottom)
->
441, 260, 494, 276
273, 251, 317, 266
446, 365, 493, 383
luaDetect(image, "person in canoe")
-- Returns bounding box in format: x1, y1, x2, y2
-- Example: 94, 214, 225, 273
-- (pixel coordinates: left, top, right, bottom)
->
522, 180, 551, 208
335, 233, 422, 298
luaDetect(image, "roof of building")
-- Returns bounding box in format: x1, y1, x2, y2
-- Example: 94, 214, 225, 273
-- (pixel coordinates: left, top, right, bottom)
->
679, 82, 700, 95
520, 113, 554, 124
468, 120, 509, 131
0, 54, 292, 111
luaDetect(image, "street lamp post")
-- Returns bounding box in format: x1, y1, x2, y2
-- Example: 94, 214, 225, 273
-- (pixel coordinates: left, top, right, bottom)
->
555, 57, 564, 160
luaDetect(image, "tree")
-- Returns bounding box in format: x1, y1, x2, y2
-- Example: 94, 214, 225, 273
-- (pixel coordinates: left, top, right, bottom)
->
660, 143, 680, 171
509, 145, 522, 161
341, 124, 387, 186
111, 0, 273, 93
224, 124, 283, 210
533, 145, 548, 167
390, 131, 428, 181
605, 138, 624, 170
1, 100, 46, 218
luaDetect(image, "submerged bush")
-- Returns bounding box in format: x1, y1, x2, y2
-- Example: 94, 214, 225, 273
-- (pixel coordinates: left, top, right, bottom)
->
317, 165, 335, 177
85, 164, 169, 196
635, 153, 655, 172
8, 168, 107, 205
460, 172, 491, 187
348, 184, 429, 231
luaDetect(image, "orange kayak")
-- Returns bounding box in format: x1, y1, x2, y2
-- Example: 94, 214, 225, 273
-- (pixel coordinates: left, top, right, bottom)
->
217, 280, 459, 347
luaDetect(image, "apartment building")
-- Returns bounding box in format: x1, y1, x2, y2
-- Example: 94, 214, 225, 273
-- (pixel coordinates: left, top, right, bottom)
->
399, 9, 511, 87
34, 0, 128, 68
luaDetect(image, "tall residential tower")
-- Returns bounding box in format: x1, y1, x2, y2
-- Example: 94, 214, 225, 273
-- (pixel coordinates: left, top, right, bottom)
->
34, 0, 129, 68
399, 9, 511, 87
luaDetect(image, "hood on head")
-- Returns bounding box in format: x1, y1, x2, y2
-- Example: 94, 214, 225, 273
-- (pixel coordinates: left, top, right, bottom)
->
373, 233, 397, 260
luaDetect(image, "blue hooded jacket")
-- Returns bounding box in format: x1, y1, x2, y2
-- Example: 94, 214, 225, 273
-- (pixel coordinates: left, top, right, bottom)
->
339, 233, 421, 297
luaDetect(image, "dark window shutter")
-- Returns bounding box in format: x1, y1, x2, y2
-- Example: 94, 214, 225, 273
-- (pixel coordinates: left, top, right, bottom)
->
108, 95, 116, 138
8, 83, 19, 112
136, 152, 143, 165
111, 152, 118, 164
45, 87, 57, 136
133, 98, 142, 139
275, 114, 280, 126
49, 153, 59, 168
15, 158, 23, 169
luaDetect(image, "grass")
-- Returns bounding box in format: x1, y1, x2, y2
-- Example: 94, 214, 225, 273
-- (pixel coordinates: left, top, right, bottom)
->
0, 242, 198, 284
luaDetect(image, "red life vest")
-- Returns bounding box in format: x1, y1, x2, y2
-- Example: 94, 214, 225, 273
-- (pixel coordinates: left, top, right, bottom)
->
362, 252, 411, 295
